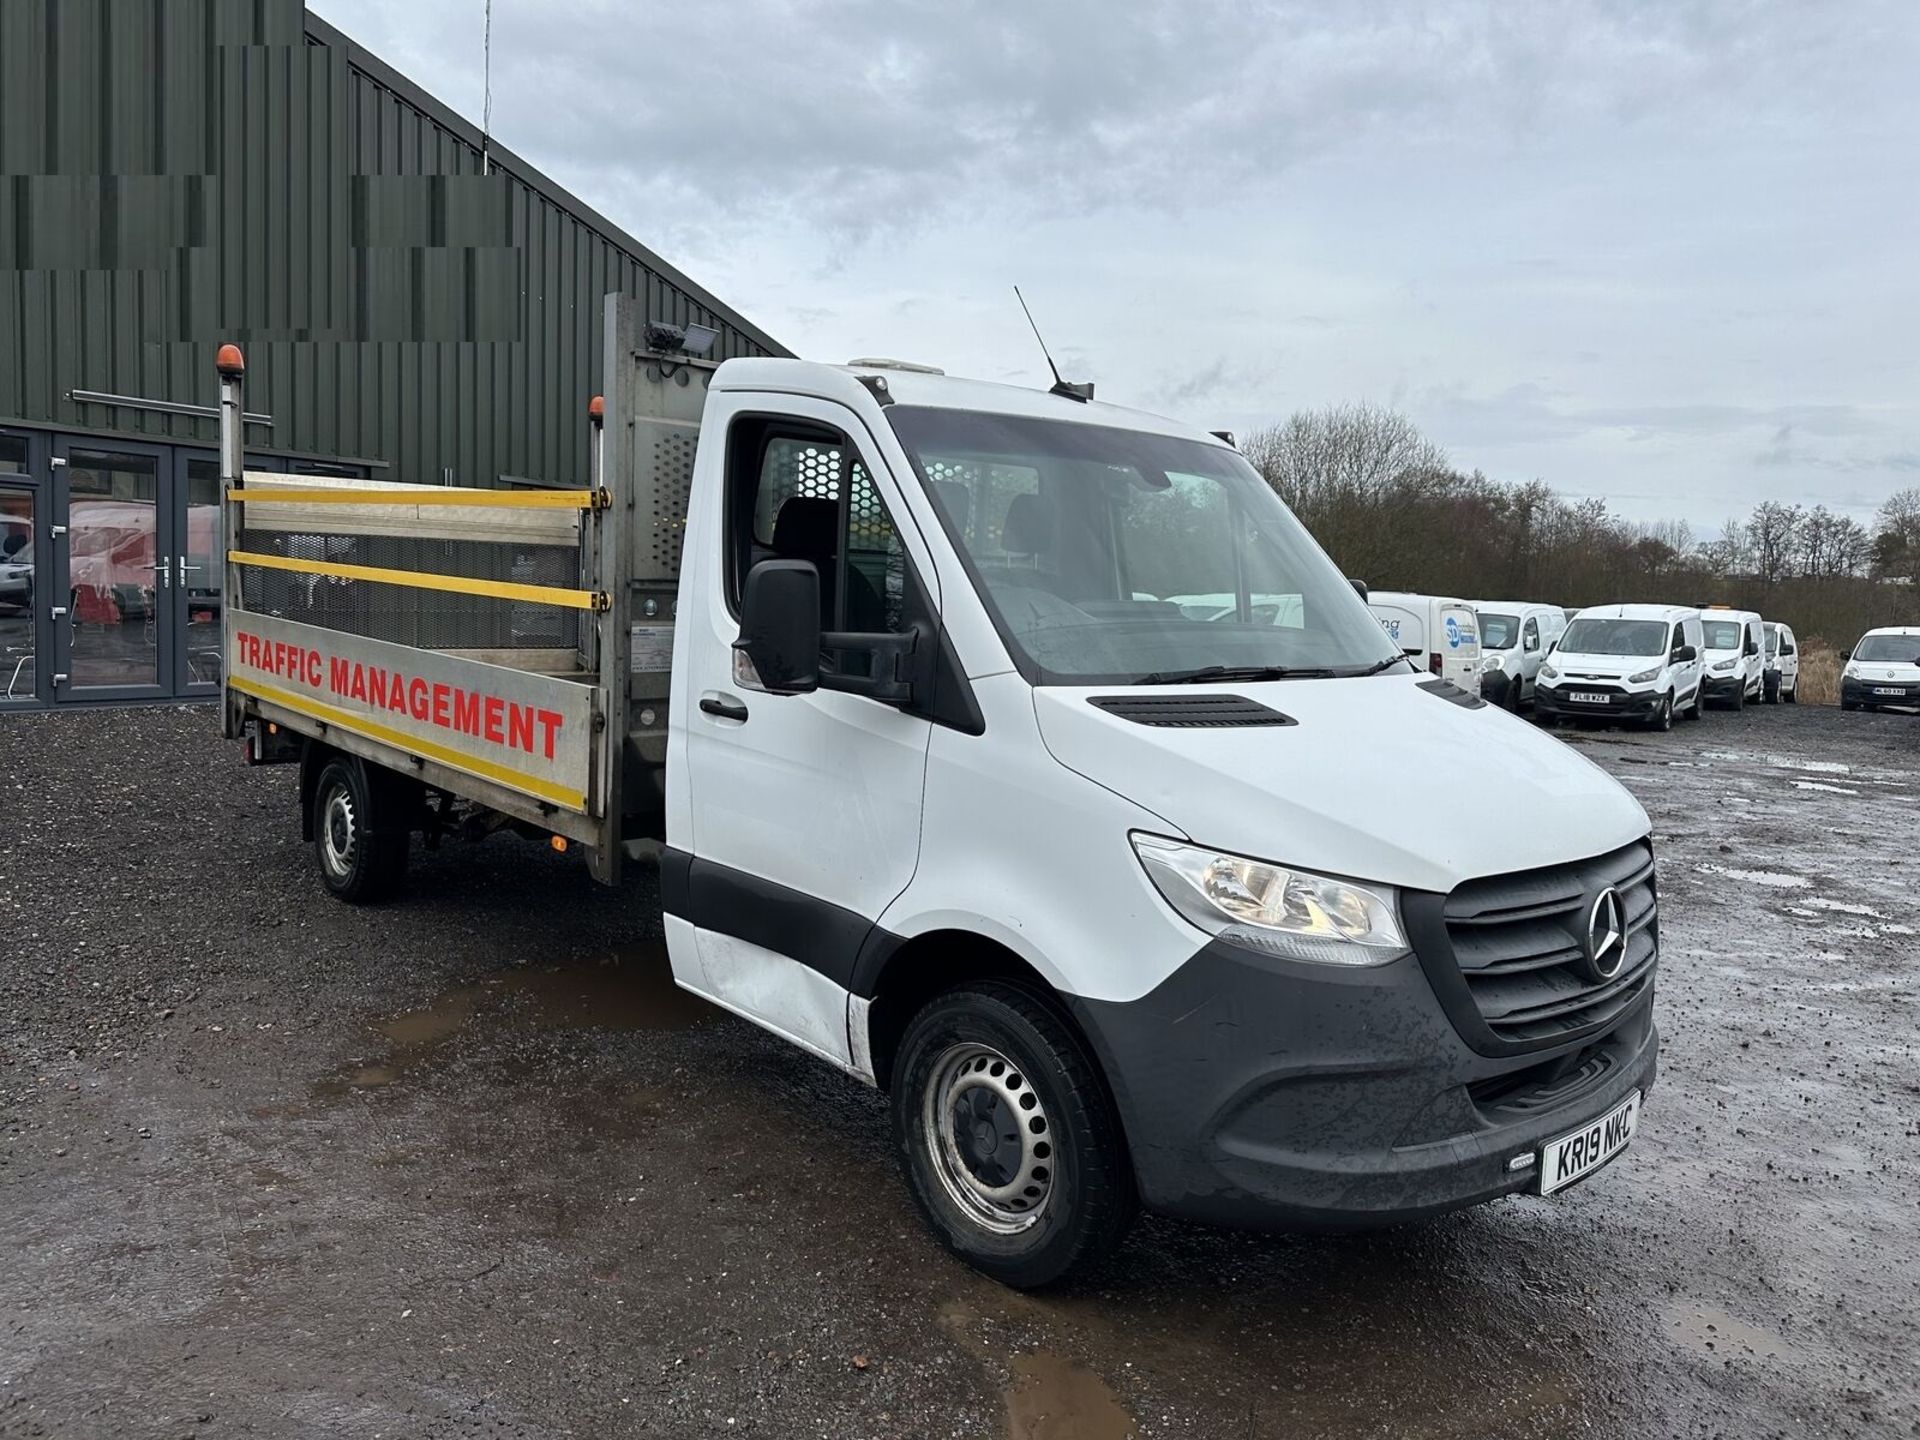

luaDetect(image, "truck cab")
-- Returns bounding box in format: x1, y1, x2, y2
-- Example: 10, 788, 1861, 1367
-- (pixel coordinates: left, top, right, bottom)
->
668, 360, 1656, 1282
220, 328, 1660, 1286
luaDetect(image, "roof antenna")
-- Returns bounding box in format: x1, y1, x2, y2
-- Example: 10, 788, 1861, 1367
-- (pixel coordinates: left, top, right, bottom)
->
1014, 286, 1094, 402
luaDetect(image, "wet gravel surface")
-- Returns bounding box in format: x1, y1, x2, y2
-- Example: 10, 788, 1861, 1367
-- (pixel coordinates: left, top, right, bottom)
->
1, 701, 1916, 1439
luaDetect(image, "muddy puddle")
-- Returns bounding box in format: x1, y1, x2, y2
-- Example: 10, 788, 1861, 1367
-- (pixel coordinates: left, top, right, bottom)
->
940, 1299, 1139, 1440
314, 941, 710, 1098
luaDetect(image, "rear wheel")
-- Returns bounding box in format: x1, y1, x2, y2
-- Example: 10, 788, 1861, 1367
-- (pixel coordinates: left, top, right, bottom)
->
892, 982, 1135, 1288
1785, 677, 1798, 703
312, 757, 409, 903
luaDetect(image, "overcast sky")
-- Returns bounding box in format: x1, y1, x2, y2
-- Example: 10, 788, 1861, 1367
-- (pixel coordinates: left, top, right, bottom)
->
311, 0, 1919, 530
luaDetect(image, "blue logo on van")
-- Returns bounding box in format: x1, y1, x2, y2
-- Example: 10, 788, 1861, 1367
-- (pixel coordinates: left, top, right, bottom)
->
1445, 616, 1462, 649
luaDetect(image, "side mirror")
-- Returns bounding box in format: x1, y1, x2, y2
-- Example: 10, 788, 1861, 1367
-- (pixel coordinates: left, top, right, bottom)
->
735, 559, 821, 694
1840, 650, 1851, 662
1677, 644, 1698, 662
1348, 578, 1369, 601
1523, 635, 1540, 653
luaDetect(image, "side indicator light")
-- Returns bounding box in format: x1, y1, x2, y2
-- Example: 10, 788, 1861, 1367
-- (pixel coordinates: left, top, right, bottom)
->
550, 835, 568, 853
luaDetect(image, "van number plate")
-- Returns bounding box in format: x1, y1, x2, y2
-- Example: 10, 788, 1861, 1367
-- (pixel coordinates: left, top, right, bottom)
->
1538, 1090, 1640, 1195
1569, 690, 1611, 705
1874, 687, 1906, 697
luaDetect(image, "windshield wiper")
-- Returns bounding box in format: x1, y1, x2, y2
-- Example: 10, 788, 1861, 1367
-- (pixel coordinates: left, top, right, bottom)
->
1133, 664, 1333, 685
1350, 654, 1412, 677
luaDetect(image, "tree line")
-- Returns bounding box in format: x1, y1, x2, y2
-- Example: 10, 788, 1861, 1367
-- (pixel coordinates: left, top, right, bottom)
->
1241, 403, 1920, 649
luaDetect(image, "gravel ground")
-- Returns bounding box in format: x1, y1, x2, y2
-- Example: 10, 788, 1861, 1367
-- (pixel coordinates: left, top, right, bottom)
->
1, 701, 1916, 1439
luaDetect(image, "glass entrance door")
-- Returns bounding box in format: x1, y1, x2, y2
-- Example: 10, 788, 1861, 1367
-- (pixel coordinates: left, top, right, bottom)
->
175, 454, 225, 694
1, 432, 44, 705
51, 439, 171, 702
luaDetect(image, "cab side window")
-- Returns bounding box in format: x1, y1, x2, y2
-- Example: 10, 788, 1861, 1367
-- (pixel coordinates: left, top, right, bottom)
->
726, 416, 911, 663
1522, 617, 1540, 652
1781, 631, 1796, 656
1670, 625, 1688, 659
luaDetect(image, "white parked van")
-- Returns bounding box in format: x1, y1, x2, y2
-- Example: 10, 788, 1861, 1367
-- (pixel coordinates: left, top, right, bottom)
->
1841, 627, 1920, 711
219, 328, 1661, 1286
1367, 591, 1482, 690
1472, 601, 1568, 711
1699, 608, 1764, 709
1535, 604, 1705, 730
1762, 621, 1799, 704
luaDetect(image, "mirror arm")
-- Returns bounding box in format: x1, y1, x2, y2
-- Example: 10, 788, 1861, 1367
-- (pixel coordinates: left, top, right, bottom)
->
817, 625, 922, 704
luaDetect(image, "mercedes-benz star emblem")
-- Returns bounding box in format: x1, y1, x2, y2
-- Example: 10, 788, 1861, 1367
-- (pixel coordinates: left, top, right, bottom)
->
1584, 887, 1626, 980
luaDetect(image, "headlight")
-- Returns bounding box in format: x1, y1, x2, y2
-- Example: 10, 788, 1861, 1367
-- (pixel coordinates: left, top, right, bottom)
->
1130, 834, 1407, 966
1627, 665, 1662, 685
1712, 658, 1736, 672
1482, 654, 1505, 672
1539, 662, 1560, 682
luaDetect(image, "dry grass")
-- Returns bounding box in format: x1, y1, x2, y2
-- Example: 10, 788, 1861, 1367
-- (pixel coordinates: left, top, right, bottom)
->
1797, 645, 1841, 705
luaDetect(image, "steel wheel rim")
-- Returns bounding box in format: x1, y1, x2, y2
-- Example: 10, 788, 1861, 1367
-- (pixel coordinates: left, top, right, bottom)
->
923, 1042, 1054, 1235
321, 783, 358, 879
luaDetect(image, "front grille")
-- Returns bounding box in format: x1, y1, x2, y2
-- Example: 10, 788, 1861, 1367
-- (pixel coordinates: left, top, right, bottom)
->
1442, 839, 1657, 1049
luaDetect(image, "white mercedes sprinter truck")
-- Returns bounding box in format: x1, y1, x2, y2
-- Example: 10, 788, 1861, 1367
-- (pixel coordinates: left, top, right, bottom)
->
220, 318, 1660, 1286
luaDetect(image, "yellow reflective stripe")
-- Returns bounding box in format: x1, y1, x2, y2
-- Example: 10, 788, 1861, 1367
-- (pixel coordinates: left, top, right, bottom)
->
228, 549, 601, 611
230, 674, 587, 812
229, 485, 599, 510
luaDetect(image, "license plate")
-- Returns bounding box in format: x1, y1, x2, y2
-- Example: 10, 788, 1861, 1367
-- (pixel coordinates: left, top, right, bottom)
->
1569, 691, 1611, 705
1538, 1090, 1640, 1195
1874, 687, 1906, 697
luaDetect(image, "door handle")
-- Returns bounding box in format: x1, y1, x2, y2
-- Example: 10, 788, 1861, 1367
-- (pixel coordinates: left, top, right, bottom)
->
698, 691, 749, 723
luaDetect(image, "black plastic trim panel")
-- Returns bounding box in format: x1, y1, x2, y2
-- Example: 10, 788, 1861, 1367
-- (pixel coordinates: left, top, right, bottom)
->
1088, 694, 1296, 727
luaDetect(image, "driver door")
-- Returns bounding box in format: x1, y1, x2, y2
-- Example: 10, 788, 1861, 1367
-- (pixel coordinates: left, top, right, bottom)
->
670, 394, 939, 1069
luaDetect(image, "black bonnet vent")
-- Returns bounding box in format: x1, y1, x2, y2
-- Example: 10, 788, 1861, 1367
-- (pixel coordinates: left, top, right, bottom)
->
1089, 694, 1297, 728
1418, 678, 1487, 710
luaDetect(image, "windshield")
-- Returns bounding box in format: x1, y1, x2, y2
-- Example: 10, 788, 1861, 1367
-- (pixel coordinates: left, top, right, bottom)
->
1478, 613, 1519, 650
1559, 618, 1670, 657
1855, 634, 1920, 663
1702, 619, 1743, 651
885, 406, 1402, 683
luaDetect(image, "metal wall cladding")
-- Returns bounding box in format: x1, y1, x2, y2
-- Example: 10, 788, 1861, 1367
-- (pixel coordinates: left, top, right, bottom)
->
0, 0, 783, 483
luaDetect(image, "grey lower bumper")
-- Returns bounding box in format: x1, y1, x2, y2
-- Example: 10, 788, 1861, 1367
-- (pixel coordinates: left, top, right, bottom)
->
1069, 936, 1658, 1233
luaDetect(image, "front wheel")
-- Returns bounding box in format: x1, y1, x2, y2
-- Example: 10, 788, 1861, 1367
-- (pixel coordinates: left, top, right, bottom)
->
1646, 691, 1674, 732
892, 982, 1136, 1288
1764, 674, 1780, 704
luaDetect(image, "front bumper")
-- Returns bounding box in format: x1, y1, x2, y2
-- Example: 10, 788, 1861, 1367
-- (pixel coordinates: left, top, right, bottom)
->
1069, 934, 1659, 1233
1702, 673, 1745, 700
1479, 669, 1516, 707
1843, 677, 1918, 706
1533, 684, 1663, 722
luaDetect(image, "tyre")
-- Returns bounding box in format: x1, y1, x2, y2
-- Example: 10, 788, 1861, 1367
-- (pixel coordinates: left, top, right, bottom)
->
1730, 681, 1745, 712
1684, 687, 1704, 721
312, 757, 410, 903
1646, 691, 1673, 732
892, 982, 1135, 1288
1785, 679, 1798, 704
1763, 674, 1780, 704
1842, 700, 1861, 712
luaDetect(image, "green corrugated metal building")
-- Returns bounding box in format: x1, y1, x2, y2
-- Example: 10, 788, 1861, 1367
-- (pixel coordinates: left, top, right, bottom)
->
0, 0, 781, 707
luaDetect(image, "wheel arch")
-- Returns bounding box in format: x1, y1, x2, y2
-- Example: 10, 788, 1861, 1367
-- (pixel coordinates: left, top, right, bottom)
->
860, 927, 1098, 1098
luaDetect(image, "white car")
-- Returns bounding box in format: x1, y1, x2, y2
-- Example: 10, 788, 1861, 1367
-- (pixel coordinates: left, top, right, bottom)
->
1841, 627, 1920, 711
1534, 603, 1706, 730
1763, 621, 1800, 704
1472, 600, 1567, 711
1366, 590, 1482, 691
1698, 609, 1764, 709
